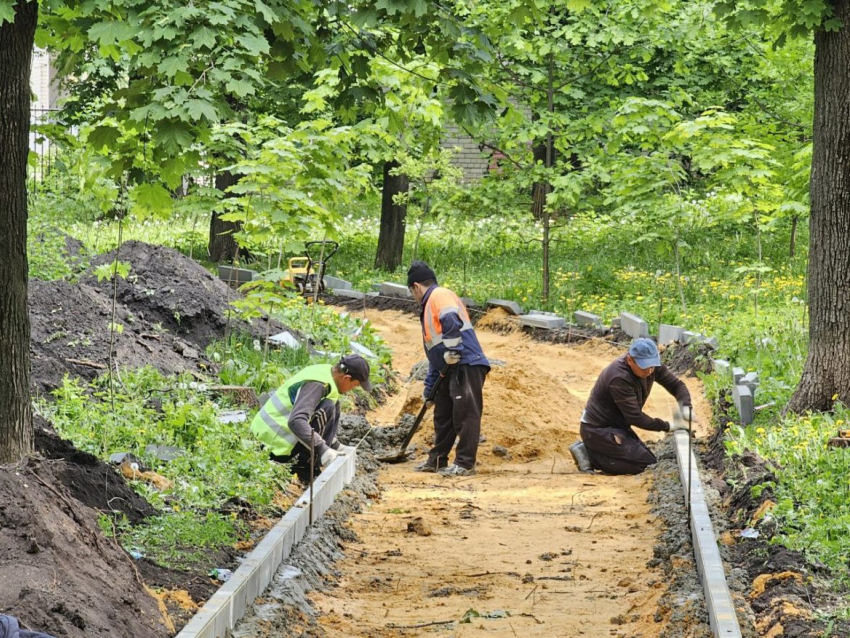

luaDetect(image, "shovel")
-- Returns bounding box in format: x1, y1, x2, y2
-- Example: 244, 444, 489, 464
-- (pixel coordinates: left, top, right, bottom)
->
378, 364, 450, 464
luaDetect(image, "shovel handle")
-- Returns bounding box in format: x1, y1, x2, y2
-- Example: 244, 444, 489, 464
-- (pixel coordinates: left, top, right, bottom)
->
396, 364, 451, 454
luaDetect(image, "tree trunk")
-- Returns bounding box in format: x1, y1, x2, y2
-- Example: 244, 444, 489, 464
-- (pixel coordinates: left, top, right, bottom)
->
374, 160, 409, 271
208, 171, 243, 263
541, 54, 555, 303
0, 1, 37, 462
788, 1, 850, 413
531, 143, 547, 221
789, 214, 798, 259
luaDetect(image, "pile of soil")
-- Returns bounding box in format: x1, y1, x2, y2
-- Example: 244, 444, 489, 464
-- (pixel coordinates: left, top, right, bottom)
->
83, 241, 283, 348
661, 342, 715, 377
30, 241, 290, 396
0, 455, 169, 638
34, 419, 156, 524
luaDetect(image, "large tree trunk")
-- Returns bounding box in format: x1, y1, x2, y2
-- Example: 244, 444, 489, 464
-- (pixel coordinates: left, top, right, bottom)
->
208, 171, 243, 262
0, 1, 37, 462
787, 1, 850, 413
374, 159, 409, 271
530, 143, 547, 221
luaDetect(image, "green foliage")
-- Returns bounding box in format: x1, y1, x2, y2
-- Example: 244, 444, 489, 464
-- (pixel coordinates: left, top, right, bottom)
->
39, 367, 291, 512
93, 259, 131, 282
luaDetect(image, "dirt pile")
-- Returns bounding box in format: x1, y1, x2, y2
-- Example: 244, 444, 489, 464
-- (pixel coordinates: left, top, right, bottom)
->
30, 278, 211, 396
0, 456, 169, 638
31, 240, 292, 396
34, 420, 156, 524
83, 241, 284, 347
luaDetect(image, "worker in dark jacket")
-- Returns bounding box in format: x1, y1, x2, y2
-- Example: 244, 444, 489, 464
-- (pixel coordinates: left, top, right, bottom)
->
407, 261, 490, 476
570, 338, 692, 475
251, 355, 371, 483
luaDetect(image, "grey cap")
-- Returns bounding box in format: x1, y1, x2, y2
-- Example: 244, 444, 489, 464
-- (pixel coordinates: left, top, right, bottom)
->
628, 338, 661, 369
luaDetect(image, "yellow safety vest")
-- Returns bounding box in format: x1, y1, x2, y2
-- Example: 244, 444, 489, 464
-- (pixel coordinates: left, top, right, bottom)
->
250, 364, 340, 457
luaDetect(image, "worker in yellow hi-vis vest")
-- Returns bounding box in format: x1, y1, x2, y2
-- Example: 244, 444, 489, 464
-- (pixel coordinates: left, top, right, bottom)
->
251, 354, 372, 483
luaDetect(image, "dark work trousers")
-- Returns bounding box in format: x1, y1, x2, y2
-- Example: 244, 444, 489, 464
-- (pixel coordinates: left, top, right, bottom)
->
428, 364, 488, 470
580, 422, 657, 475
270, 399, 338, 483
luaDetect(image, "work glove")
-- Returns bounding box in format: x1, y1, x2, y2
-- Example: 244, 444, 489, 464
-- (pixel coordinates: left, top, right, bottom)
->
443, 350, 461, 365
668, 421, 692, 433
337, 444, 356, 455
320, 448, 339, 466
678, 404, 698, 424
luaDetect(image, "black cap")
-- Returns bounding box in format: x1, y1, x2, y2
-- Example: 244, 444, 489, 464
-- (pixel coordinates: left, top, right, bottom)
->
338, 354, 372, 391
407, 261, 437, 287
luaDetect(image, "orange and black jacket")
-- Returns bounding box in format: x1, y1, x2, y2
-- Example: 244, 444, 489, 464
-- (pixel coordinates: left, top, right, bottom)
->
419, 285, 489, 392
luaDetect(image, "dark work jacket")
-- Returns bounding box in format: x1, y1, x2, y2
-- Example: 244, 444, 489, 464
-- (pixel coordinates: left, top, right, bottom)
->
420, 285, 489, 393
582, 354, 691, 432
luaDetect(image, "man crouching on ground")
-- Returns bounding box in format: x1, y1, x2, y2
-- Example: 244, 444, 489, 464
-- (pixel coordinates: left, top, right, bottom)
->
251, 354, 371, 483
570, 338, 693, 475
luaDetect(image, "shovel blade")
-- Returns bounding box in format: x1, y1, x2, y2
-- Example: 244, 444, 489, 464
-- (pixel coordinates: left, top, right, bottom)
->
377, 449, 413, 463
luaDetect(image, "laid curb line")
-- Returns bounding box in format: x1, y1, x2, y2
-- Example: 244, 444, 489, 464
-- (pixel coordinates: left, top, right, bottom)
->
673, 432, 742, 638
174, 450, 357, 638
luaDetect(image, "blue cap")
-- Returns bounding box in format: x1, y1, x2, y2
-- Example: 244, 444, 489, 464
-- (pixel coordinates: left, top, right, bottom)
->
628, 338, 661, 369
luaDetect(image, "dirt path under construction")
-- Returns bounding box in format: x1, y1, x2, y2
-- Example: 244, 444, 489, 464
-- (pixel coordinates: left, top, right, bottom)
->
312, 309, 710, 637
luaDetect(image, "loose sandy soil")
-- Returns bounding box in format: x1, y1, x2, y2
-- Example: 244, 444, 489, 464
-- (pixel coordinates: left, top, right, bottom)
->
311, 309, 710, 638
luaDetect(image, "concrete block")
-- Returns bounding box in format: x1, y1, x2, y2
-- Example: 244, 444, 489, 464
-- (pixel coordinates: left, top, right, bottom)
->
574, 311, 603, 328
740, 372, 759, 390
682, 330, 704, 344
217, 410, 247, 425
268, 331, 300, 349
487, 299, 524, 316
733, 385, 755, 425
332, 289, 365, 300
380, 282, 411, 298
349, 341, 377, 359
174, 452, 355, 638
672, 435, 744, 638
703, 336, 719, 350
659, 324, 684, 344
732, 367, 745, 384
371, 283, 382, 292
366, 291, 379, 298
518, 314, 566, 330
712, 360, 731, 377
323, 275, 351, 290
529, 309, 559, 317
619, 312, 649, 339
218, 265, 259, 285
144, 444, 185, 462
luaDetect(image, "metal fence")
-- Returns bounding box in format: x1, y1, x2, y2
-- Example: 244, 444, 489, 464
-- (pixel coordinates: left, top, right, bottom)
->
28, 108, 60, 196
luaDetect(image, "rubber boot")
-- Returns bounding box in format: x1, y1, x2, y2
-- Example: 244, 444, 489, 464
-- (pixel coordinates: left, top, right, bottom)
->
569, 441, 594, 473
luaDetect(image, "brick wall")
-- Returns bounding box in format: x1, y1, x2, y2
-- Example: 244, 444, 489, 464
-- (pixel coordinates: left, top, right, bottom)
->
441, 124, 493, 184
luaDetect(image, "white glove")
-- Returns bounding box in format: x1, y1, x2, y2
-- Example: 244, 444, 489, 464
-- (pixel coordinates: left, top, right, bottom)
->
679, 404, 696, 423
320, 448, 339, 466
337, 444, 356, 455
444, 350, 461, 365
669, 421, 692, 433
422, 390, 434, 409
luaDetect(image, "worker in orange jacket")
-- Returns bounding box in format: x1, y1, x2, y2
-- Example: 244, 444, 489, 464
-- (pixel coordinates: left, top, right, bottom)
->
407, 261, 490, 476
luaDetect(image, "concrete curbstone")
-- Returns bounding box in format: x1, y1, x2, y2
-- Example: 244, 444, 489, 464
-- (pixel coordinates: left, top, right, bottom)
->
733, 385, 755, 425
712, 360, 731, 377
518, 314, 566, 330
175, 453, 356, 638
324, 276, 351, 290
574, 311, 603, 328
619, 312, 649, 339
659, 324, 684, 344
486, 299, 524, 316
673, 433, 743, 638
380, 283, 411, 298
332, 289, 366, 300
732, 367, 745, 384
